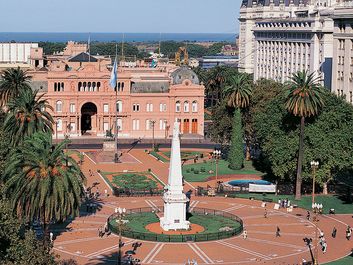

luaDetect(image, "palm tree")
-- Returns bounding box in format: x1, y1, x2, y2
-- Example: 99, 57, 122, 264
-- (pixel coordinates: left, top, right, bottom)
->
206, 66, 232, 107
4, 89, 54, 146
285, 70, 324, 200
0, 67, 32, 106
2, 132, 86, 246
224, 73, 253, 168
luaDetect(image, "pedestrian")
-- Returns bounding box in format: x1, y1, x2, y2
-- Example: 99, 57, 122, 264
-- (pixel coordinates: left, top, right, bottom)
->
264, 208, 268, 218
346, 225, 351, 240
49, 232, 54, 243
306, 211, 310, 220
332, 227, 337, 238
322, 241, 327, 253
243, 229, 248, 239
276, 226, 281, 237
104, 189, 108, 197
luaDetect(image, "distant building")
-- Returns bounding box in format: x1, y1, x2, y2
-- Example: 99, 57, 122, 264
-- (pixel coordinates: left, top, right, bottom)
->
199, 55, 238, 69
0, 42, 38, 64
221, 44, 238, 56
332, 1, 353, 102
188, 58, 200, 68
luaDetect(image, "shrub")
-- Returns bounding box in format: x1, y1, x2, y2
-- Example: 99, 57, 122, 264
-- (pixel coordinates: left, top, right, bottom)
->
194, 169, 199, 174
186, 169, 191, 173
191, 168, 194, 171
200, 167, 206, 172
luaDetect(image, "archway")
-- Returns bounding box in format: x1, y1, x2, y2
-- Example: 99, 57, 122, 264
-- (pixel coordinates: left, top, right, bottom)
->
81, 102, 97, 135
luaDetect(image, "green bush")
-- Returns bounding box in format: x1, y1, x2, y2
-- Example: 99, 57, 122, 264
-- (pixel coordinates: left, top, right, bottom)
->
200, 167, 206, 172
191, 168, 194, 171
186, 169, 191, 173
194, 169, 199, 174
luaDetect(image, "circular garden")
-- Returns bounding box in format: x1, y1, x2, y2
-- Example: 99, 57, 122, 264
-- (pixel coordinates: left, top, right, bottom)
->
108, 207, 243, 242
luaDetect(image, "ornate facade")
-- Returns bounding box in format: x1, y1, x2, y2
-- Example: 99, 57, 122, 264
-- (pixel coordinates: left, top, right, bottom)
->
28, 42, 204, 139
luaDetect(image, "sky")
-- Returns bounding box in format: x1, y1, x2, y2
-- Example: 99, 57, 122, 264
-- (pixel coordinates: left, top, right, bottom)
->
1, 0, 240, 33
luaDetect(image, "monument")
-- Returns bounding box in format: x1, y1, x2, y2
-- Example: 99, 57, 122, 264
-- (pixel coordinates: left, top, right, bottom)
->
160, 122, 190, 231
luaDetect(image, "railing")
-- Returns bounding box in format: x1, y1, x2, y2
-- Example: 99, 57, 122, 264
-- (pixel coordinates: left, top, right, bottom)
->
107, 207, 243, 242
112, 188, 164, 197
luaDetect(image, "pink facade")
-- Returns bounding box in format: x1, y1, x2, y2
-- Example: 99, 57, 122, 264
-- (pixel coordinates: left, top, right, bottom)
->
29, 42, 205, 139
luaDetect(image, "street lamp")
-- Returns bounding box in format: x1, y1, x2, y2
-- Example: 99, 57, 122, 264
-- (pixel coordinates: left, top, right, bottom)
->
150, 120, 156, 151
115, 207, 126, 265
212, 150, 222, 182
311, 161, 319, 205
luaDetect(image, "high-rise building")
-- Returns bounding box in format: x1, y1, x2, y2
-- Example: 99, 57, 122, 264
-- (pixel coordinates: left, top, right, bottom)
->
332, 1, 353, 102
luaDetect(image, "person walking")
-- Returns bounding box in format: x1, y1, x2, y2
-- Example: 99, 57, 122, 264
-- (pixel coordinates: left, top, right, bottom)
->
306, 211, 310, 220
264, 208, 268, 218
346, 226, 351, 240
322, 241, 327, 253
49, 232, 54, 243
243, 229, 248, 239
332, 227, 337, 238
276, 226, 281, 237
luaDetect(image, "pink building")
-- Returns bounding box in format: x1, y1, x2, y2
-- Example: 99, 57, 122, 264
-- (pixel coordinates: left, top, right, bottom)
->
29, 42, 205, 139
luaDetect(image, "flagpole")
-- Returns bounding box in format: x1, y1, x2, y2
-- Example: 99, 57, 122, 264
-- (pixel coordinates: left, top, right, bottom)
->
114, 43, 120, 163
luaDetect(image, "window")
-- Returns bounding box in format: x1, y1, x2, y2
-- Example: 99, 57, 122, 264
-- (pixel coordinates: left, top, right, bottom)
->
103, 104, 109, 113
56, 101, 62, 112
103, 122, 109, 132
117, 101, 122, 112
159, 103, 167, 112
192, 101, 198, 112
69, 122, 75, 132
57, 119, 62, 131
184, 101, 190, 112
132, 119, 140, 130
69, 103, 75, 113
159, 119, 167, 130
175, 101, 181, 112
146, 103, 153, 112
146, 119, 150, 130
133, 103, 140, 112
117, 119, 122, 131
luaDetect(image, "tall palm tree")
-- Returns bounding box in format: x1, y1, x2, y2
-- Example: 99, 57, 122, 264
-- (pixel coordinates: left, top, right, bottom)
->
0, 67, 32, 106
206, 66, 231, 107
4, 89, 54, 146
285, 70, 324, 200
2, 132, 86, 246
224, 73, 253, 168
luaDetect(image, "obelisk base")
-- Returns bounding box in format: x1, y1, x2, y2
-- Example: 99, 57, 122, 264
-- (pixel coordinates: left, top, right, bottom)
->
160, 194, 190, 231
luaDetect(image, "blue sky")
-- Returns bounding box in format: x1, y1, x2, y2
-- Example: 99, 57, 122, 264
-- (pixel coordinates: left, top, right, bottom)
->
2, 0, 240, 33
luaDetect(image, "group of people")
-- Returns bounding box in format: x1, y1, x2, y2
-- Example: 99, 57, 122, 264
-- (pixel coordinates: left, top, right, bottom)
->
319, 231, 328, 253
278, 198, 290, 208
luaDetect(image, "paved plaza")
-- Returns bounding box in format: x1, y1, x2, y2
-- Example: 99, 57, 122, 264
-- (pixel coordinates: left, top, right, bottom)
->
53, 149, 353, 265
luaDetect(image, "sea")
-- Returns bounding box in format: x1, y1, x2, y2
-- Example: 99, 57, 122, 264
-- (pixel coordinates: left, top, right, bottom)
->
0, 32, 236, 43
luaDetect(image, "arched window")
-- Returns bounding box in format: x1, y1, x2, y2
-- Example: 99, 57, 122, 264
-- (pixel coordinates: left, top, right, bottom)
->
78, 82, 82, 91
116, 100, 123, 113
57, 119, 62, 131
146, 103, 153, 112
175, 101, 181, 112
117, 82, 121, 92
146, 119, 150, 130
97, 82, 101, 91
88, 82, 92, 91
184, 101, 190, 112
192, 101, 198, 112
117, 118, 122, 131
92, 82, 96, 91
54, 83, 57, 92
56, 101, 63, 112
132, 119, 140, 130
61, 82, 64, 91
121, 82, 124, 91
83, 82, 87, 91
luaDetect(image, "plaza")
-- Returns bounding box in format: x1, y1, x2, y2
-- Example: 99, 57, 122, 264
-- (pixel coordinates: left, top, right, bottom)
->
51, 147, 353, 265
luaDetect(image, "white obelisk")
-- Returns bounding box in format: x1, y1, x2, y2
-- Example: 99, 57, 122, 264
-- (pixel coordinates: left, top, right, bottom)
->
160, 121, 190, 231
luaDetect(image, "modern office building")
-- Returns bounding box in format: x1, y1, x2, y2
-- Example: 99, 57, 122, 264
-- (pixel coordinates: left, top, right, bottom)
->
332, 1, 353, 102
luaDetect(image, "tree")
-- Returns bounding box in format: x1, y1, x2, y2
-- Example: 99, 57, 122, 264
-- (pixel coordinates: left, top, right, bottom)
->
4, 89, 54, 146
0, 67, 32, 106
224, 73, 252, 169
285, 71, 325, 200
0, 198, 56, 265
2, 132, 86, 246
208, 101, 234, 145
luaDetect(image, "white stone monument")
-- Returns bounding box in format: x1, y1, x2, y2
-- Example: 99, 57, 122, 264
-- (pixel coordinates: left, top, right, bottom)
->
160, 122, 190, 231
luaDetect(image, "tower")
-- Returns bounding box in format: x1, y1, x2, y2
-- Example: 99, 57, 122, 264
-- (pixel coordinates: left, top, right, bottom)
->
160, 122, 190, 231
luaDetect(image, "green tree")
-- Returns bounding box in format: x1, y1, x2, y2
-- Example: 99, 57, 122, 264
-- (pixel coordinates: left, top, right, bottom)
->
0, 67, 32, 106
208, 101, 234, 145
0, 198, 56, 265
2, 132, 85, 246
285, 70, 325, 200
4, 89, 54, 146
224, 73, 252, 169
38, 42, 66, 55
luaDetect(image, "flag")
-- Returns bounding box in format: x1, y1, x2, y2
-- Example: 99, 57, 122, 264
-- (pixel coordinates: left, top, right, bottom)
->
109, 58, 118, 89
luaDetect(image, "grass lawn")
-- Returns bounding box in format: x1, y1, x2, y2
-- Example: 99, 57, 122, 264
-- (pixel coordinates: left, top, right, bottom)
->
111, 212, 241, 235
163, 151, 203, 160
326, 254, 353, 265
149, 151, 169, 162
182, 160, 264, 182
112, 173, 157, 190
233, 194, 353, 214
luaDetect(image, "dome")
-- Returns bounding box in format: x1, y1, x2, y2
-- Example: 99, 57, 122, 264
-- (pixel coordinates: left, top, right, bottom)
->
171, 66, 200, 85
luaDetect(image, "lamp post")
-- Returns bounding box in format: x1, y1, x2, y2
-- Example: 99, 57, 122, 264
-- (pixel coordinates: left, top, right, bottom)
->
150, 120, 156, 151
212, 150, 222, 182
115, 207, 126, 265
311, 159, 321, 265
311, 161, 319, 205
